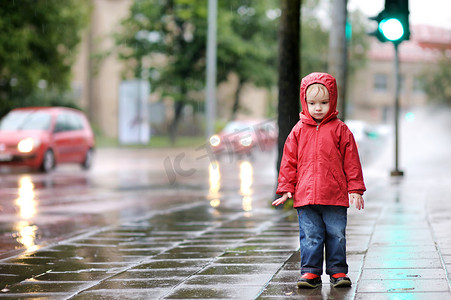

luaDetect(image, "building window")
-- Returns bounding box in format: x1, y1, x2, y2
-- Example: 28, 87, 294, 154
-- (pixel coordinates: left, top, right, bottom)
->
374, 74, 388, 92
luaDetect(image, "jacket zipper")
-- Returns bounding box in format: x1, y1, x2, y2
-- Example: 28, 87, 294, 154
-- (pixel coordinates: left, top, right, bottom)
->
313, 125, 319, 204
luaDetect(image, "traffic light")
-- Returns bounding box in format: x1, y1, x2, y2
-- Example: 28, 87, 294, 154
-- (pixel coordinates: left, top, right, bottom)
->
369, 0, 410, 44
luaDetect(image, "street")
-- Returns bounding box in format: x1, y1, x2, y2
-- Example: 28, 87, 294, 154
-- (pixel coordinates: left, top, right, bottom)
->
1, 106, 451, 299
1, 146, 258, 259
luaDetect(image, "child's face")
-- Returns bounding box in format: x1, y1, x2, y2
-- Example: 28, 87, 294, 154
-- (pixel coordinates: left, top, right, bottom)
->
307, 97, 330, 123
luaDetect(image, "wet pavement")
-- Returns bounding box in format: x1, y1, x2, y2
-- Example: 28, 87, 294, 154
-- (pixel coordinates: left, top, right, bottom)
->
1, 106, 451, 299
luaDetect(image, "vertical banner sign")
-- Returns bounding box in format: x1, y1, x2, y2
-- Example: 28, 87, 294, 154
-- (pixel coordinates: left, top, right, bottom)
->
118, 80, 150, 145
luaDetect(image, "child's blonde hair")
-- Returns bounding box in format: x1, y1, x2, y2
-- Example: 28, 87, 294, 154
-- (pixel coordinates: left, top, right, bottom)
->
306, 83, 329, 101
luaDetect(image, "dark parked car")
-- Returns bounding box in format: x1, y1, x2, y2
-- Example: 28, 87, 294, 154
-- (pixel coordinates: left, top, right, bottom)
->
0, 107, 95, 172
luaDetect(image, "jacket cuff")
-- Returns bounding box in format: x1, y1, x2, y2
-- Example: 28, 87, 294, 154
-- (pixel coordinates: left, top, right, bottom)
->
276, 183, 295, 195
349, 190, 364, 195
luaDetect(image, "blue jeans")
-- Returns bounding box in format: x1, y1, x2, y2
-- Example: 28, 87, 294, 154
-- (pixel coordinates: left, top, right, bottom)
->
296, 205, 348, 276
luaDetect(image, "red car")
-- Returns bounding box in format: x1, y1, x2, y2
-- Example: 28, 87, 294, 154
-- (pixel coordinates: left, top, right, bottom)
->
209, 119, 277, 156
0, 107, 95, 172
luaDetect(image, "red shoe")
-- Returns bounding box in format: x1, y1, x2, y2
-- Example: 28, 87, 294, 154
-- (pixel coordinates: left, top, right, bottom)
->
330, 273, 351, 287
297, 273, 322, 289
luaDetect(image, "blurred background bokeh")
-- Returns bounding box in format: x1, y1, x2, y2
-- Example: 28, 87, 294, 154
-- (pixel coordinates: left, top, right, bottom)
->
0, 0, 450, 147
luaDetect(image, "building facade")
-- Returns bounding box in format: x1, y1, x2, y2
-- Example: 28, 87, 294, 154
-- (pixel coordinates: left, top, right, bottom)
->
72, 0, 132, 138
348, 25, 451, 123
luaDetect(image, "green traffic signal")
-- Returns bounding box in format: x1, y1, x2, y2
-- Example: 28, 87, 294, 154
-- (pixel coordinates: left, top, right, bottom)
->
379, 18, 404, 42
368, 0, 410, 44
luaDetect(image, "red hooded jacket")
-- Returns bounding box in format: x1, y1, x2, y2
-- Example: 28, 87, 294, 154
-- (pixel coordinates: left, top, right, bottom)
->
276, 72, 366, 208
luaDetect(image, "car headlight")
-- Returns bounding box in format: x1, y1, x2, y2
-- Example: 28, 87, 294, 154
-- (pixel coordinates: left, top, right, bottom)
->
240, 135, 253, 147
17, 138, 40, 153
209, 135, 221, 147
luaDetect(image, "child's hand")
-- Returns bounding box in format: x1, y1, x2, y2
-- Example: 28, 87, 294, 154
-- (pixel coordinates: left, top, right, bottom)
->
350, 193, 364, 210
272, 192, 292, 206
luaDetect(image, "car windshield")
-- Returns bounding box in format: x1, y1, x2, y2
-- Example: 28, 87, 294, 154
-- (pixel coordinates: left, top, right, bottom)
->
222, 121, 253, 134
0, 111, 52, 131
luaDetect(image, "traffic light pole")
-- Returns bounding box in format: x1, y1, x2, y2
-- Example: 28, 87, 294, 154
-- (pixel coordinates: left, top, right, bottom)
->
391, 42, 404, 177
367, 0, 409, 176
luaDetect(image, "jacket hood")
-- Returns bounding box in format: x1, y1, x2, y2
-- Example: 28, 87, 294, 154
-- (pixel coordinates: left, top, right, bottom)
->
299, 72, 338, 125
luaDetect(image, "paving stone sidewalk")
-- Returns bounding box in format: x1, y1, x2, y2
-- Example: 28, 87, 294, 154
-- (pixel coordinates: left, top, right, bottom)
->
1, 171, 451, 299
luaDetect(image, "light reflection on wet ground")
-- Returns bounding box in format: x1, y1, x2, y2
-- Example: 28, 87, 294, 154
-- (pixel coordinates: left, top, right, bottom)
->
1, 106, 451, 298
0, 146, 276, 259
13, 176, 38, 253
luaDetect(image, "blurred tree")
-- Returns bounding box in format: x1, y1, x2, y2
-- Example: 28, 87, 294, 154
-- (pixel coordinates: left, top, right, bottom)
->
276, 0, 300, 180
218, 1, 279, 120
115, 0, 208, 143
115, 0, 367, 143
115, 0, 279, 142
0, 0, 92, 117
328, 0, 348, 120
300, 2, 369, 80
347, 10, 370, 76
301, 0, 329, 76
300, 2, 369, 75
421, 53, 451, 105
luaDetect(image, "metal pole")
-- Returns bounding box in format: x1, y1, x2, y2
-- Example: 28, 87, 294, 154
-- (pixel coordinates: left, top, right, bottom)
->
137, 59, 142, 144
391, 42, 404, 176
328, 0, 348, 121
205, 0, 217, 140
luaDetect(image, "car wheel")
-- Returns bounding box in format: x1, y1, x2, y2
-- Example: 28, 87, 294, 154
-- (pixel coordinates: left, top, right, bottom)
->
40, 149, 55, 173
81, 148, 94, 170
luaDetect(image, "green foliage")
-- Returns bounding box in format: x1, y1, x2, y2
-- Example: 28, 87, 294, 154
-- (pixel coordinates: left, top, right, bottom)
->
301, 0, 329, 76
115, 0, 369, 126
217, 1, 279, 88
0, 0, 91, 117
96, 134, 206, 148
115, 0, 279, 109
300, 2, 369, 78
347, 9, 370, 75
218, 0, 279, 119
421, 53, 451, 105
115, 0, 208, 104
22, 89, 82, 110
